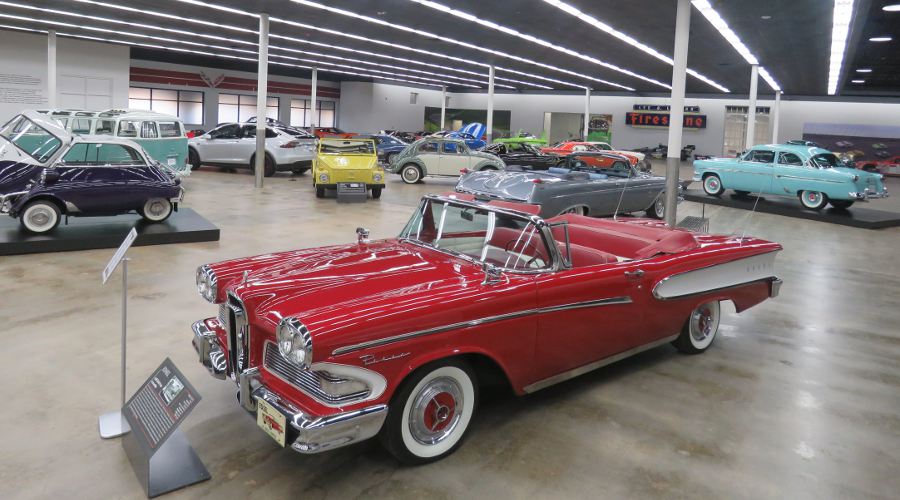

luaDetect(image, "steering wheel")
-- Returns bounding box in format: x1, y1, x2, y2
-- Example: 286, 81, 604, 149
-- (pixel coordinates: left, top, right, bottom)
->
504, 240, 541, 268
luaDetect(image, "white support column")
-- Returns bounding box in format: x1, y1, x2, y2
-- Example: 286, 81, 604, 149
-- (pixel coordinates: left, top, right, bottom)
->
486, 65, 495, 143
745, 64, 759, 149
440, 85, 447, 130
47, 30, 57, 109
664, 0, 690, 227
254, 14, 269, 189
771, 90, 781, 144
310, 67, 317, 132
583, 87, 591, 140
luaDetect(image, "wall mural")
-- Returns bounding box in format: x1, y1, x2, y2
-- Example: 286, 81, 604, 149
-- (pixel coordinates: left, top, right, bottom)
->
803, 122, 900, 176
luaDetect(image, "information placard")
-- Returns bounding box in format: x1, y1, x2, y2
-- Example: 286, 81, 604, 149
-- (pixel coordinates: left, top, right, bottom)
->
102, 227, 137, 284
123, 358, 201, 452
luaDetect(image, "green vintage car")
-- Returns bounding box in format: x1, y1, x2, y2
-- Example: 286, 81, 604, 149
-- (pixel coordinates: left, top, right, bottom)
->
387, 138, 505, 184
492, 134, 548, 147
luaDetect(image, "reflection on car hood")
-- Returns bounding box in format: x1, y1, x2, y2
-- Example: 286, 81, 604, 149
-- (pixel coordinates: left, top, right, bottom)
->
0, 137, 28, 164
317, 154, 378, 170
455, 170, 564, 202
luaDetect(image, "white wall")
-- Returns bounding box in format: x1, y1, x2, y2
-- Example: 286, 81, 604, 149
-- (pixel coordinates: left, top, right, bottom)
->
338, 81, 900, 156
0, 30, 129, 123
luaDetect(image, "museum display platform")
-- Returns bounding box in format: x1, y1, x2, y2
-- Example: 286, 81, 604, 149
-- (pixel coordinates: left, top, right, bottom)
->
0, 208, 220, 256
682, 190, 900, 229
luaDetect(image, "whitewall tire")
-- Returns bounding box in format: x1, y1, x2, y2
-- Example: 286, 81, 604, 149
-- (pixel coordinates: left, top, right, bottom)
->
401, 164, 422, 184
799, 190, 827, 210
140, 198, 173, 222
21, 200, 61, 234
673, 301, 721, 354
381, 361, 476, 464
702, 175, 724, 196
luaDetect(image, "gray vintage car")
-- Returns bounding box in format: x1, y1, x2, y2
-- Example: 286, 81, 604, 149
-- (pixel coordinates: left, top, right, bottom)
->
456, 152, 673, 219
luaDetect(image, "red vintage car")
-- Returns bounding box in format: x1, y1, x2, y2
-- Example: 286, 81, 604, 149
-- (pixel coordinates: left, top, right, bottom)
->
856, 155, 900, 174
192, 194, 782, 464
541, 141, 642, 168
311, 127, 356, 139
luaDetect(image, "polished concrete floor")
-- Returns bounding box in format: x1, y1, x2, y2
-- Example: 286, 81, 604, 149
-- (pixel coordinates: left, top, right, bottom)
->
1, 164, 898, 499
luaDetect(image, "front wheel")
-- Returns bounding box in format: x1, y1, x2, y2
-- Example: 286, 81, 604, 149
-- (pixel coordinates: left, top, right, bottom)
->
371, 187, 382, 199
702, 174, 724, 196
829, 199, 854, 210
315, 186, 325, 198
672, 301, 721, 354
401, 164, 422, 184
20, 199, 61, 234
799, 190, 827, 210
140, 198, 173, 222
188, 148, 201, 170
647, 195, 666, 219
380, 360, 477, 465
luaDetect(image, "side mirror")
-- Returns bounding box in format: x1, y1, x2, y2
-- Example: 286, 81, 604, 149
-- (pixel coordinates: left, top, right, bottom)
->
481, 262, 504, 286
41, 169, 60, 184
356, 227, 370, 244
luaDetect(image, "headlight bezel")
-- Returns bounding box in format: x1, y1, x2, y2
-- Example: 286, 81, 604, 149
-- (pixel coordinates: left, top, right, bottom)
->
373, 172, 383, 182
277, 317, 314, 369
195, 264, 217, 303
318, 172, 329, 183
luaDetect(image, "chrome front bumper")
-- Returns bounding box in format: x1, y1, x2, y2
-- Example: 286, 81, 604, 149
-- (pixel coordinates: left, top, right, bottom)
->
192, 320, 226, 379
849, 189, 889, 200
770, 277, 783, 298
253, 385, 388, 454
0, 190, 27, 214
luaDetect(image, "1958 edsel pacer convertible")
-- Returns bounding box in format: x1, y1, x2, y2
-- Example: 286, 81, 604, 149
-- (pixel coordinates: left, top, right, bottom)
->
192, 194, 782, 464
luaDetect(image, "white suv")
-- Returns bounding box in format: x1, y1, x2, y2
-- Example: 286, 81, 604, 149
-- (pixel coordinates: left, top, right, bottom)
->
188, 123, 316, 176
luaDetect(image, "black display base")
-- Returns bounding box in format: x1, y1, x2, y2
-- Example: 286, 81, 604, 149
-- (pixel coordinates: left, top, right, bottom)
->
682, 190, 900, 229
0, 208, 220, 256
123, 427, 211, 498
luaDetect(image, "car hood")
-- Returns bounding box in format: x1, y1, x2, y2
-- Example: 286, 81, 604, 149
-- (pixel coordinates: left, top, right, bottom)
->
222, 239, 502, 360
317, 154, 378, 170
470, 150, 501, 161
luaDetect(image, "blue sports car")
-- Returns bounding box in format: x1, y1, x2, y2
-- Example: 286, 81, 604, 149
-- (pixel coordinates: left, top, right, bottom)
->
358, 134, 409, 165
693, 144, 888, 210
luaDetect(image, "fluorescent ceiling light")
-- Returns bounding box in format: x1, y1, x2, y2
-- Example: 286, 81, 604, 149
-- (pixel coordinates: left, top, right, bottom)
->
408, 0, 671, 90
883, 4, 900, 11
283, 0, 633, 90
827, 0, 855, 95
868, 36, 892, 41
691, 0, 781, 92
538, 0, 728, 92
850, 79, 864, 83
855, 68, 872, 72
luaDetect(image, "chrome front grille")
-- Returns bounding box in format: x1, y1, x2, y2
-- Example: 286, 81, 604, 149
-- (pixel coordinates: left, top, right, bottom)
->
218, 304, 228, 325
225, 293, 250, 377
263, 342, 369, 404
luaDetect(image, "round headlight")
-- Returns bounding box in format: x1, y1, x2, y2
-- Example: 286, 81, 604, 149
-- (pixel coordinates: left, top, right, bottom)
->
373, 173, 383, 182
319, 173, 329, 182
195, 264, 217, 303
277, 317, 313, 368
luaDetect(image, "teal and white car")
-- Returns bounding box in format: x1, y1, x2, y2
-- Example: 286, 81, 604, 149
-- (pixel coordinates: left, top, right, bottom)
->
693, 144, 889, 210
387, 137, 505, 184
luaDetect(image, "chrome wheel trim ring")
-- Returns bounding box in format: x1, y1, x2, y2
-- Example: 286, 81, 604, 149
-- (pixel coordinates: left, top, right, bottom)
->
655, 196, 665, 217
689, 301, 720, 348
143, 198, 171, 220
408, 376, 464, 446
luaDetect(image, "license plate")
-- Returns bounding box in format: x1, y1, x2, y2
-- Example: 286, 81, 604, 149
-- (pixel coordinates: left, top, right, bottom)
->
167, 157, 176, 166
256, 398, 286, 447
349, 183, 361, 188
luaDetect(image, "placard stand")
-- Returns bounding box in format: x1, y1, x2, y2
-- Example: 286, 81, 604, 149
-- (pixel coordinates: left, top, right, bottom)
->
121, 358, 209, 497
99, 228, 138, 439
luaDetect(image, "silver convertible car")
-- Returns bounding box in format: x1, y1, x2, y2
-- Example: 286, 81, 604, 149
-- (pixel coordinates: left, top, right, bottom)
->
456, 152, 676, 219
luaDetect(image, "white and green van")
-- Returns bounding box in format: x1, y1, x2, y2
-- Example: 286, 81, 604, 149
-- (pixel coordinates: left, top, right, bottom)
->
36, 109, 190, 173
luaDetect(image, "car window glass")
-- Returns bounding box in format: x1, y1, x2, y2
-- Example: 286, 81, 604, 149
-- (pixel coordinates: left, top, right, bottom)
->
749, 150, 775, 163
94, 120, 114, 135
779, 152, 803, 166
419, 141, 439, 153
573, 145, 587, 151
62, 143, 145, 166
210, 124, 241, 139
442, 142, 460, 154
141, 121, 159, 139
0, 115, 62, 162
158, 122, 181, 138
810, 153, 839, 168
71, 118, 92, 134
117, 120, 139, 138
241, 125, 256, 138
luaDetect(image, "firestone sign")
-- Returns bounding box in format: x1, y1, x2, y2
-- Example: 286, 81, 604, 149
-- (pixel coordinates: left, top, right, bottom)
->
626, 104, 706, 130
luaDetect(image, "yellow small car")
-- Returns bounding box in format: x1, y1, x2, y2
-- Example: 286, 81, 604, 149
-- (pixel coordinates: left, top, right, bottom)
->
313, 138, 385, 199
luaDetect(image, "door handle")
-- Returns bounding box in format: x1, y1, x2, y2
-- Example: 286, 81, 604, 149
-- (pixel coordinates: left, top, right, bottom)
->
624, 269, 644, 279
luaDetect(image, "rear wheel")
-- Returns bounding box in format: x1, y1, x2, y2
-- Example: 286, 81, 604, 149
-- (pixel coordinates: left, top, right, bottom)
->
401, 164, 422, 184
250, 153, 277, 177
647, 195, 665, 219
799, 190, 827, 210
20, 199, 60, 234
702, 174, 724, 197
829, 199, 854, 210
673, 301, 721, 354
315, 186, 325, 198
380, 359, 477, 465
140, 198, 173, 222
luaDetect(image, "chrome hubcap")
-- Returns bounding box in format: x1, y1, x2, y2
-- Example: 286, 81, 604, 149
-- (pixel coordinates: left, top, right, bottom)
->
29, 208, 52, 227
706, 178, 719, 191
403, 168, 418, 182
655, 197, 665, 215
689, 302, 720, 343
148, 201, 165, 216
409, 377, 463, 445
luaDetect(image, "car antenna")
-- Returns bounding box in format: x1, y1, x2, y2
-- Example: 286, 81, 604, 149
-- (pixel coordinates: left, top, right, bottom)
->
612, 155, 633, 221
735, 152, 773, 245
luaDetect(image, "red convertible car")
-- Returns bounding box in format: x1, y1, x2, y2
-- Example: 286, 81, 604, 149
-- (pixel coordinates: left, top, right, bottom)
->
192, 194, 782, 464
541, 141, 642, 168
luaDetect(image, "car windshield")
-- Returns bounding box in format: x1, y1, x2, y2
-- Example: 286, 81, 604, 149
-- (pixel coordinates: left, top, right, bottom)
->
810, 153, 840, 168
319, 140, 375, 155
400, 198, 553, 271
0, 115, 63, 163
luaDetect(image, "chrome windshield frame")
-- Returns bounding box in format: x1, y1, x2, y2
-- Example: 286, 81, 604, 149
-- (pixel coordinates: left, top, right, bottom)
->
399, 194, 563, 274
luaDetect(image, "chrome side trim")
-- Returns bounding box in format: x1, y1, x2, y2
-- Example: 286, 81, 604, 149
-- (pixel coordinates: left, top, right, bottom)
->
652, 251, 780, 300
331, 296, 633, 356
523, 334, 679, 393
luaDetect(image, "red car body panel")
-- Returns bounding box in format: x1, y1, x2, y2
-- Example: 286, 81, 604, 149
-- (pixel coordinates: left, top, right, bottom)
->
200, 202, 781, 422
313, 128, 356, 139
541, 142, 641, 167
